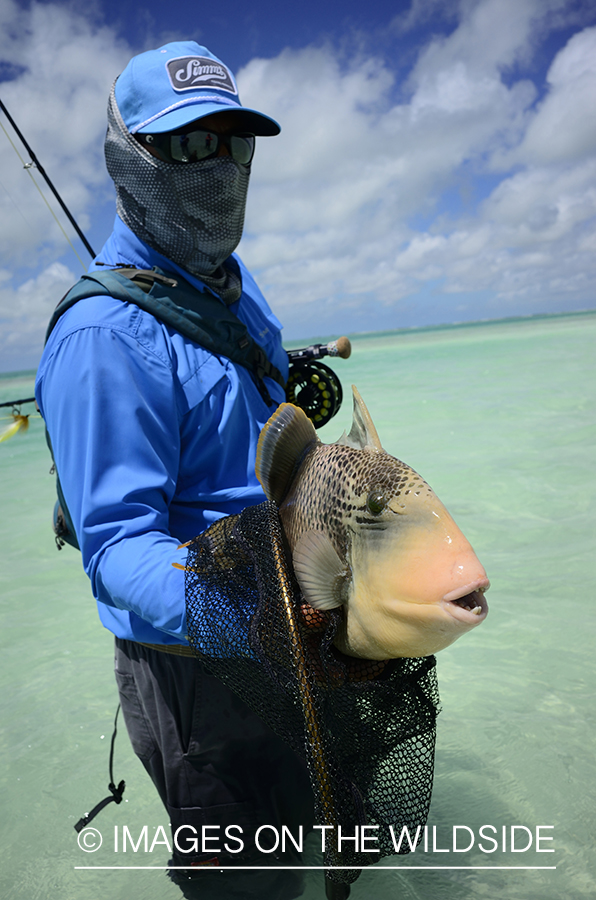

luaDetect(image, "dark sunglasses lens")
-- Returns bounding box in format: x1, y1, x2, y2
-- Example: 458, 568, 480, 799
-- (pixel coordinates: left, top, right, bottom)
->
142, 130, 255, 165
229, 134, 255, 165
168, 130, 218, 162
180, 131, 254, 165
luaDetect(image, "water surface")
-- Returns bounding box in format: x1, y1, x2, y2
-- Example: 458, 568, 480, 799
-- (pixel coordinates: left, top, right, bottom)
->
1, 313, 594, 899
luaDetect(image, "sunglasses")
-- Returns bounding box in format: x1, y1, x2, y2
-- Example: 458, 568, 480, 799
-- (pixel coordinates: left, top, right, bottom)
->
139, 128, 256, 166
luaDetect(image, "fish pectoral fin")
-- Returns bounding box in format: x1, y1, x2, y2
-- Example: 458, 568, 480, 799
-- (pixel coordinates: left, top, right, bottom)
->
335, 386, 383, 451
292, 530, 348, 611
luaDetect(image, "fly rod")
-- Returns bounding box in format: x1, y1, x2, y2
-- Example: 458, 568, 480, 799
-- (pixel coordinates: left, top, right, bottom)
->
0, 97, 96, 260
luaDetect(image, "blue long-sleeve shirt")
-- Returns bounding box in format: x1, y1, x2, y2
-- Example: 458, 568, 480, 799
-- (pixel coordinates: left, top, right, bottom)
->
35, 217, 288, 645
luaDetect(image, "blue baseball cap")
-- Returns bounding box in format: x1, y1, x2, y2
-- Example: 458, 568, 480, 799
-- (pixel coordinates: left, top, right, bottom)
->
114, 41, 280, 136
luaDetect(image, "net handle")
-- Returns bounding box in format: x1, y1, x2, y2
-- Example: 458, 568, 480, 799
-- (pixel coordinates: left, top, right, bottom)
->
270, 527, 344, 869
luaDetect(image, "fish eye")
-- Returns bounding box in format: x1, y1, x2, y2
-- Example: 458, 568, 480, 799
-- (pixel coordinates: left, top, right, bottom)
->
366, 490, 387, 516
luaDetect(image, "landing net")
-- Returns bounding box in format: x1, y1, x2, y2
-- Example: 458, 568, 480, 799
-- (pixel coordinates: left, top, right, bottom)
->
185, 500, 440, 885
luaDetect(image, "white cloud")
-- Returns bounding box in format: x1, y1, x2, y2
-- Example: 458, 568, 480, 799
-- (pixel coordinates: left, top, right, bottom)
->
0, 262, 76, 371
407, 0, 549, 79
0, 0, 595, 369
0, 1, 130, 267
392, 0, 458, 35
503, 26, 596, 165
0, 1, 132, 369
237, 2, 596, 331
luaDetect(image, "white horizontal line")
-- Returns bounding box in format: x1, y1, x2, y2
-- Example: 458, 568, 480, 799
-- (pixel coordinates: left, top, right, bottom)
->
74, 865, 557, 871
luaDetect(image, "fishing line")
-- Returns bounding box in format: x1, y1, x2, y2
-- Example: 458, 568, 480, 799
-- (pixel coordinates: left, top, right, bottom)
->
0, 98, 96, 266
0, 168, 36, 230
0, 116, 87, 271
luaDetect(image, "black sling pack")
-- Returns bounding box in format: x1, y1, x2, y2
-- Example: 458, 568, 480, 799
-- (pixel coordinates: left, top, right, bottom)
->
46, 266, 286, 550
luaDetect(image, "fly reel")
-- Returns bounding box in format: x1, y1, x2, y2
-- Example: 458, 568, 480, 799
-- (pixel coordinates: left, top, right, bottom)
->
286, 337, 351, 429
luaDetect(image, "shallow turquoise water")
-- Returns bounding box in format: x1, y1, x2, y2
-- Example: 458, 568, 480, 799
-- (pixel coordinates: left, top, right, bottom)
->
1, 313, 594, 899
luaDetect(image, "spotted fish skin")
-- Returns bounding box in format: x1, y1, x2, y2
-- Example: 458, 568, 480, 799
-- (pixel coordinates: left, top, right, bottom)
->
256, 386, 490, 660
280, 443, 432, 564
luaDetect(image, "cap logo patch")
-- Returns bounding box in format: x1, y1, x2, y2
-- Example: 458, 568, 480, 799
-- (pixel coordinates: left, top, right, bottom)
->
166, 56, 237, 94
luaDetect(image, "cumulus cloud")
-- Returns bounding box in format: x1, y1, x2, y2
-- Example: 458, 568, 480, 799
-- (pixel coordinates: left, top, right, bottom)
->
502, 26, 596, 166
0, 262, 76, 371
0, 0, 129, 266
0, 1, 132, 369
237, 1, 596, 332
0, 0, 595, 369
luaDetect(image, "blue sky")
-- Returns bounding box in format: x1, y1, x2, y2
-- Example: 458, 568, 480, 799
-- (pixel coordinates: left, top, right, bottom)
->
1, 0, 596, 371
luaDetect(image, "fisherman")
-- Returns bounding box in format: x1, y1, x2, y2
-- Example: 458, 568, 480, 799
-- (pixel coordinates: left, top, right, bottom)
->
35, 41, 312, 898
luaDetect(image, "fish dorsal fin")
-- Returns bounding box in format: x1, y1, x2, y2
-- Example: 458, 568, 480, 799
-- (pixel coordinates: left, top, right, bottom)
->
293, 530, 348, 610
336, 386, 383, 451
256, 403, 319, 504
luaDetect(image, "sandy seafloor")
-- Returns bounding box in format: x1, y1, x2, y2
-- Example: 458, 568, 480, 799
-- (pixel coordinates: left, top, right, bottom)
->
1, 311, 594, 900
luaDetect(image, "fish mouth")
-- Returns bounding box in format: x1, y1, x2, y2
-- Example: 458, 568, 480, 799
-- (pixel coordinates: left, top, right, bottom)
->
442, 579, 490, 624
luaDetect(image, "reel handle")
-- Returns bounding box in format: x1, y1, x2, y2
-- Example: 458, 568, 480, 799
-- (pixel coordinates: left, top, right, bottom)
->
287, 336, 351, 364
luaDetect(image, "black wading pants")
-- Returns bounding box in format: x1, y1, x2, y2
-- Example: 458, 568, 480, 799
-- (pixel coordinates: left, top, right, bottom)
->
114, 638, 314, 898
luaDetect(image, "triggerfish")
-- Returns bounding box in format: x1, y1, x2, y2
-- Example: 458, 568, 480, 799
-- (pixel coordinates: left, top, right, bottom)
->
256, 386, 489, 660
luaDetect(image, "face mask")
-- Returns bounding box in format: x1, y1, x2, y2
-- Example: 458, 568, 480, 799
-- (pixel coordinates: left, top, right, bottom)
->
104, 85, 250, 280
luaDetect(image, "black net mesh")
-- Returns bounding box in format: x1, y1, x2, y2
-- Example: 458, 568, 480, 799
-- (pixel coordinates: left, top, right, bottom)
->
185, 501, 440, 885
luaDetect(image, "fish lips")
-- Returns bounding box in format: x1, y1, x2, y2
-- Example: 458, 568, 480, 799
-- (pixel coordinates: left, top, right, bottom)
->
442, 579, 490, 625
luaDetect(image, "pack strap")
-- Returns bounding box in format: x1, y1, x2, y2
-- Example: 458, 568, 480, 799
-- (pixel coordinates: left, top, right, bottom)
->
44, 266, 287, 551
46, 267, 286, 399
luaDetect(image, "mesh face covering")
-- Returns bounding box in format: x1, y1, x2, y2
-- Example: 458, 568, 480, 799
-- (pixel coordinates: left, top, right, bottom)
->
105, 86, 249, 289
185, 501, 441, 886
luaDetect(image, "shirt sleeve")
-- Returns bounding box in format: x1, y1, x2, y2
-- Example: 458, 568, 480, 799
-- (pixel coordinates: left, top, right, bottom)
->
36, 308, 190, 639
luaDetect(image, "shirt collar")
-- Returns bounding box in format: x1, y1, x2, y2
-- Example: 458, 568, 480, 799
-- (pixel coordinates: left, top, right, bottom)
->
91, 216, 227, 300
